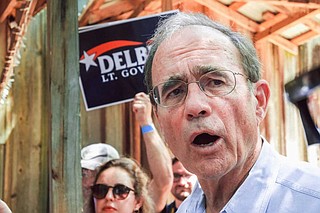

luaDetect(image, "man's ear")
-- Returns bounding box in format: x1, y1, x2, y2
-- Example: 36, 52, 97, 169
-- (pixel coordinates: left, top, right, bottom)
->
254, 79, 270, 124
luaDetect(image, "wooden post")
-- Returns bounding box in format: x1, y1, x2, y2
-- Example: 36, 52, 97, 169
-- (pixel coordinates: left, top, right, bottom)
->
47, 0, 82, 212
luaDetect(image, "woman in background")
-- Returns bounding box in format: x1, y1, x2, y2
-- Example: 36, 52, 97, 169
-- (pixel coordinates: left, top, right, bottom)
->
91, 157, 154, 213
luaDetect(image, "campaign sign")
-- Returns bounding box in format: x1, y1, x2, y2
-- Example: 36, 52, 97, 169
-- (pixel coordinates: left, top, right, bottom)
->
79, 11, 177, 111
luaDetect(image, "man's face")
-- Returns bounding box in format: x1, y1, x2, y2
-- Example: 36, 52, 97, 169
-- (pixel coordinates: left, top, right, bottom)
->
82, 168, 96, 188
152, 26, 268, 180
82, 168, 97, 212
171, 161, 196, 201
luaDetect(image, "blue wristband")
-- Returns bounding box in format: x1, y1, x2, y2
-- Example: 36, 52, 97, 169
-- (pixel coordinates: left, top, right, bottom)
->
141, 125, 154, 134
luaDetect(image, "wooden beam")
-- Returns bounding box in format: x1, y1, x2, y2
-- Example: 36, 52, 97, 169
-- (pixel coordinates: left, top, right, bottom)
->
194, 0, 260, 32
254, 9, 320, 41
262, 11, 276, 21
233, 0, 320, 9
128, 0, 154, 18
79, 0, 136, 26
31, 0, 47, 16
0, 0, 33, 104
268, 34, 298, 55
289, 18, 320, 45
78, 0, 107, 26
229, 2, 246, 11
291, 30, 319, 45
258, 13, 289, 32
47, 0, 82, 212
0, 0, 17, 23
303, 18, 320, 33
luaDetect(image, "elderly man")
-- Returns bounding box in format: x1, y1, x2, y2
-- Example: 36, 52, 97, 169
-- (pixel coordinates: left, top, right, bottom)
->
144, 12, 320, 213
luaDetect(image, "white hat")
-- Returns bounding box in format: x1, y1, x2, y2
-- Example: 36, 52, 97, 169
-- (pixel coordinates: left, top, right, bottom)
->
81, 143, 120, 170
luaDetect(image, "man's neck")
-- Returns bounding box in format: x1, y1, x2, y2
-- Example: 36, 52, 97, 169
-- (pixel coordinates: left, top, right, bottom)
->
175, 199, 183, 208
201, 139, 263, 213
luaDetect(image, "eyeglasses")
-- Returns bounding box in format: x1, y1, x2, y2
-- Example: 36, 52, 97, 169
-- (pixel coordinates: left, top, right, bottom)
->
173, 173, 194, 182
91, 184, 134, 200
150, 70, 247, 107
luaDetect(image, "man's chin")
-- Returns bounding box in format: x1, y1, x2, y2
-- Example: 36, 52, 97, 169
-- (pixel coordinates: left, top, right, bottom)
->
176, 192, 190, 201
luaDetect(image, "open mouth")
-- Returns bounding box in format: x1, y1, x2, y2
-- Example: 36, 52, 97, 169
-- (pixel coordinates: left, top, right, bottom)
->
192, 133, 220, 147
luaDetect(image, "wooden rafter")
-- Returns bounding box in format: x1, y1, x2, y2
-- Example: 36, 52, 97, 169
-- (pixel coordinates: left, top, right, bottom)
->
233, 0, 320, 9
290, 18, 320, 45
303, 18, 320, 33
269, 34, 298, 55
291, 30, 320, 45
194, 0, 260, 32
79, 0, 139, 26
229, 1, 246, 10
0, 0, 40, 103
254, 9, 320, 41
0, 0, 18, 23
258, 13, 289, 32
78, 0, 108, 26
126, 0, 153, 18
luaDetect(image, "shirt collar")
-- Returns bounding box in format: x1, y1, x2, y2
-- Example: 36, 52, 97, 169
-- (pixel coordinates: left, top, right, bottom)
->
222, 139, 280, 213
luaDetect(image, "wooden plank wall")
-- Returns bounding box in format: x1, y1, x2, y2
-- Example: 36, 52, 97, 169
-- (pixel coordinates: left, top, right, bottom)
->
257, 36, 320, 165
80, 102, 140, 159
0, 9, 140, 212
1, 10, 48, 212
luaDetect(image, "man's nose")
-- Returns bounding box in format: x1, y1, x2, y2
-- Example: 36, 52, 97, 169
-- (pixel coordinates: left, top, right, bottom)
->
184, 83, 212, 120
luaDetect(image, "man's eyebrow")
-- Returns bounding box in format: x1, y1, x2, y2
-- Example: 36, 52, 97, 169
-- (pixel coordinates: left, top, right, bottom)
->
167, 73, 188, 81
196, 65, 223, 72
192, 65, 223, 77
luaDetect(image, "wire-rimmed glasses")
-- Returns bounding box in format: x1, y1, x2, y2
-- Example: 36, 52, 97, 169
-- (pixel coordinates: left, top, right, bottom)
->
150, 70, 247, 107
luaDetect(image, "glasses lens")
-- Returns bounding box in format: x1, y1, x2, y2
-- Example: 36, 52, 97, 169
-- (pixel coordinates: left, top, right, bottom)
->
91, 184, 109, 199
200, 70, 236, 97
91, 184, 133, 200
113, 184, 132, 200
152, 70, 237, 107
153, 80, 187, 107
173, 173, 182, 182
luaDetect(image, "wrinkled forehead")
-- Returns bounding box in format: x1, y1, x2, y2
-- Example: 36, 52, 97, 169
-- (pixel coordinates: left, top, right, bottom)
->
155, 25, 230, 57
151, 25, 241, 84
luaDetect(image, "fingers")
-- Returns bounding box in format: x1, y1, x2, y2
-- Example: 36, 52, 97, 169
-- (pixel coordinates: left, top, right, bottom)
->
134, 92, 150, 103
132, 93, 153, 125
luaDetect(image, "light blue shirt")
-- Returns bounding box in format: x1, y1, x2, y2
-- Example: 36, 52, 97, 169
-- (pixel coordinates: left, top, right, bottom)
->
177, 140, 320, 213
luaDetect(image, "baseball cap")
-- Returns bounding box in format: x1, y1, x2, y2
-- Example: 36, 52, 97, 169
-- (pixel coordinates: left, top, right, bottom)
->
81, 143, 120, 170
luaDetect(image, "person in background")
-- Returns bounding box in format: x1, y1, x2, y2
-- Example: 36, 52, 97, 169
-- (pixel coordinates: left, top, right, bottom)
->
144, 12, 320, 212
0, 199, 12, 213
81, 143, 120, 213
132, 92, 173, 212
92, 157, 154, 213
161, 157, 196, 213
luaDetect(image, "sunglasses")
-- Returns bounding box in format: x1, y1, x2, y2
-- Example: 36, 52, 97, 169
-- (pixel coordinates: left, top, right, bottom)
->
91, 183, 135, 200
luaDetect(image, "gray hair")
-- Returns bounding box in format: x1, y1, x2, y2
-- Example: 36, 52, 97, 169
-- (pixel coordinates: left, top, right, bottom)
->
144, 12, 261, 92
